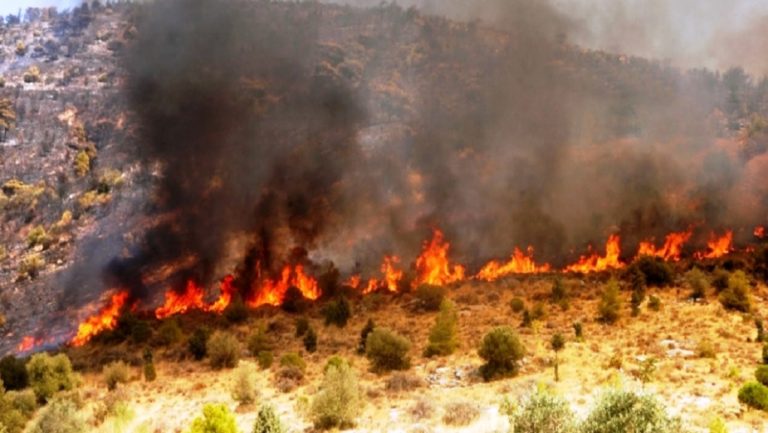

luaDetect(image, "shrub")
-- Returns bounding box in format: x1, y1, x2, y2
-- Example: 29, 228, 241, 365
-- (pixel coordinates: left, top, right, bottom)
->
756, 319, 765, 343
257, 351, 273, 370
26, 225, 50, 249
0, 387, 27, 433
224, 296, 249, 324
8, 389, 37, 417
414, 284, 446, 311
189, 403, 239, 433
18, 253, 44, 280
357, 319, 375, 354
630, 256, 674, 287
324, 355, 349, 373
478, 326, 525, 381
365, 328, 411, 372
322, 296, 351, 327
303, 327, 317, 353
738, 382, 768, 411
630, 287, 644, 317
580, 390, 683, 433
424, 299, 459, 357
26, 353, 75, 402
510, 297, 525, 313
247, 327, 272, 356
697, 340, 716, 359
551, 279, 569, 309
295, 317, 310, 337
648, 295, 661, 311
712, 269, 730, 292
708, 417, 727, 433
0, 356, 29, 391
129, 319, 152, 343
385, 372, 424, 392
551, 333, 566, 381
143, 349, 156, 382
512, 389, 576, 433
763, 343, 768, 365
573, 322, 583, 339
231, 362, 259, 406
281, 286, 307, 313
157, 318, 183, 346
756, 365, 768, 386
30, 397, 85, 433
719, 270, 751, 312
23, 66, 41, 83
310, 362, 363, 429
442, 401, 480, 426
252, 404, 285, 433
279, 352, 306, 372
686, 268, 710, 300
102, 361, 130, 391
208, 331, 240, 369
189, 327, 210, 360
598, 280, 621, 324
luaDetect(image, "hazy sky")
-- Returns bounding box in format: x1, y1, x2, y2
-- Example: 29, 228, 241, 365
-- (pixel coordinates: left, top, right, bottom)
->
0, 0, 81, 16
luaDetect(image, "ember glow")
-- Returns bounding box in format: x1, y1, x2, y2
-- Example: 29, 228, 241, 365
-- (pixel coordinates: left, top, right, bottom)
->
476, 247, 551, 281
247, 264, 320, 308
71, 291, 130, 347
695, 230, 734, 260
565, 234, 624, 273
16, 336, 39, 353
756, 226, 766, 239
413, 229, 466, 286
636, 230, 693, 261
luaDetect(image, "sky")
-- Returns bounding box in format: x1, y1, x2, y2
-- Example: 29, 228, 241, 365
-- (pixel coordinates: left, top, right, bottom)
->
0, 0, 81, 16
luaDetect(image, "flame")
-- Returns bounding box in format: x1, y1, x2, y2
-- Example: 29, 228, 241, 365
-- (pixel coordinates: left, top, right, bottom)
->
71, 291, 130, 347
636, 230, 692, 261
155, 280, 207, 319
565, 234, 624, 273
363, 278, 379, 294
695, 230, 734, 259
344, 274, 361, 289
207, 275, 236, 314
17, 336, 39, 353
413, 229, 466, 286
381, 255, 404, 292
247, 264, 320, 308
476, 247, 551, 281
756, 226, 766, 239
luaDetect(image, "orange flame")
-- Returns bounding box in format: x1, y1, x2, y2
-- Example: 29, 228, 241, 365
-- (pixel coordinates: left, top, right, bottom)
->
476, 247, 551, 281
756, 226, 766, 239
565, 234, 624, 273
344, 274, 361, 289
71, 291, 130, 347
17, 336, 39, 353
381, 255, 404, 292
695, 230, 734, 259
155, 280, 207, 319
363, 278, 379, 294
636, 230, 692, 262
413, 229, 466, 287
207, 275, 236, 314
247, 264, 321, 308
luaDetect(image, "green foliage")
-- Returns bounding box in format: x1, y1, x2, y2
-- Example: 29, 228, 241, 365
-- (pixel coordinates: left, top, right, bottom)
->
424, 299, 459, 357
252, 404, 284, 433
648, 295, 661, 311
8, 389, 37, 418
414, 284, 446, 311
511, 389, 575, 433
629, 256, 674, 287
257, 351, 273, 370
73, 150, 90, 177
580, 390, 684, 433
634, 357, 657, 388
295, 317, 310, 337
30, 397, 85, 433
189, 327, 210, 360
23, 66, 40, 83
26, 353, 75, 402
598, 280, 621, 324
231, 363, 259, 406
247, 327, 272, 356
357, 319, 375, 354
208, 331, 240, 370
322, 296, 351, 327
686, 268, 710, 300
18, 253, 44, 280
510, 297, 525, 313
0, 385, 28, 433
0, 356, 29, 391
26, 225, 50, 249
630, 286, 645, 317
324, 355, 349, 373
756, 365, 768, 386
708, 416, 728, 433
279, 353, 306, 373
157, 318, 183, 346
189, 403, 239, 433
738, 382, 768, 411
303, 326, 317, 353
365, 328, 411, 372
478, 326, 525, 381
102, 361, 130, 391
310, 362, 362, 430
719, 270, 751, 312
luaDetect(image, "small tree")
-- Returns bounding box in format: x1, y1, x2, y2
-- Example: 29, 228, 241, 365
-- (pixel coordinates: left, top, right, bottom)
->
551, 278, 569, 310
365, 328, 411, 372
424, 299, 459, 357
551, 333, 565, 381
0, 98, 16, 142
189, 403, 239, 433
581, 390, 683, 433
478, 326, 525, 381
598, 280, 621, 324
572, 322, 583, 340
634, 357, 657, 390
512, 388, 576, 433
719, 270, 751, 312
310, 361, 363, 429
26, 353, 75, 402
357, 319, 375, 354
686, 268, 710, 300
208, 331, 240, 370
252, 404, 284, 433
303, 326, 317, 353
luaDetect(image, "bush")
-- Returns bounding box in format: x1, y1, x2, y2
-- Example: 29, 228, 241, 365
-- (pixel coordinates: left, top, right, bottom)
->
0, 356, 29, 391
510, 297, 525, 313
231, 362, 259, 406
281, 286, 308, 313
686, 268, 710, 300
257, 351, 274, 370
102, 361, 130, 391
648, 295, 661, 311
442, 401, 480, 426
303, 326, 318, 353
157, 319, 183, 346
738, 382, 768, 411
253, 404, 285, 433
719, 270, 751, 312
630, 287, 644, 317
30, 397, 85, 433
551, 279, 569, 309
247, 327, 272, 356
0, 387, 27, 433
208, 331, 240, 369
189, 403, 239, 433
23, 66, 41, 83
224, 296, 249, 324
629, 256, 674, 287
573, 322, 583, 339
763, 343, 768, 365
365, 328, 411, 372
322, 296, 351, 327
712, 269, 730, 292
279, 352, 306, 372
512, 389, 575, 433
26, 225, 50, 249
18, 253, 44, 280
478, 326, 525, 381
357, 319, 375, 354
324, 355, 349, 373
756, 365, 768, 386
424, 299, 459, 357
697, 340, 716, 359
414, 284, 446, 311
385, 372, 425, 392
598, 280, 621, 324
143, 349, 156, 382
189, 327, 210, 360
310, 362, 362, 429
580, 390, 684, 433
295, 317, 310, 337
8, 389, 37, 418
26, 353, 75, 402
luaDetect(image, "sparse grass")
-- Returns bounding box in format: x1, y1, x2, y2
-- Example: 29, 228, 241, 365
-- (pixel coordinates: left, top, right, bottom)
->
441, 401, 480, 426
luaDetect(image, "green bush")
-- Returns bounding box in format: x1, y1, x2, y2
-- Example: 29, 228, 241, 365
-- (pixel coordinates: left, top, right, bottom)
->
102, 361, 130, 391
26, 225, 50, 249
763, 343, 768, 365
324, 355, 349, 373
8, 389, 36, 418
247, 327, 272, 356
686, 268, 710, 300
629, 256, 674, 287
598, 280, 621, 324
0, 356, 29, 391
580, 390, 684, 433
303, 327, 317, 353
478, 326, 525, 381
630, 286, 645, 317
357, 319, 375, 354
143, 348, 156, 382
414, 284, 446, 311
719, 270, 751, 312
648, 295, 661, 312
295, 317, 310, 337
424, 299, 459, 357
510, 297, 525, 313
252, 404, 284, 433
365, 328, 411, 372
0, 386, 28, 433
512, 389, 575, 433
310, 362, 362, 429
30, 397, 85, 433
26, 353, 75, 402
231, 363, 259, 406
756, 366, 768, 386
157, 319, 183, 346
208, 331, 240, 370
189, 403, 239, 433
279, 353, 306, 373
189, 327, 211, 360
738, 382, 768, 410
322, 296, 351, 327
257, 351, 273, 370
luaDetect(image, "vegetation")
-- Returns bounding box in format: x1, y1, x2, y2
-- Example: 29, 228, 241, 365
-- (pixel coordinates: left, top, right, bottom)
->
755, 365, 768, 387
365, 328, 412, 372
295, 317, 310, 337
551, 278, 569, 310
511, 388, 575, 433
580, 390, 684, 433
357, 319, 375, 354
23, 65, 41, 83
478, 326, 525, 381
231, 363, 259, 406
510, 297, 525, 313
189, 403, 239, 433
26, 353, 75, 402
322, 296, 351, 327
719, 270, 751, 312
573, 322, 583, 340
686, 268, 710, 300
157, 318, 183, 346
247, 327, 272, 356
0, 356, 29, 391
597, 280, 621, 324
414, 284, 446, 311
26, 225, 50, 249
257, 351, 274, 370
18, 253, 44, 280
303, 326, 317, 353
143, 349, 156, 382
441, 401, 480, 426
424, 299, 459, 357
29, 397, 85, 433
207, 331, 240, 369
648, 295, 662, 311
102, 360, 130, 391
551, 333, 565, 381
629, 256, 674, 287
252, 404, 285, 433
738, 382, 768, 411
310, 361, 363, 429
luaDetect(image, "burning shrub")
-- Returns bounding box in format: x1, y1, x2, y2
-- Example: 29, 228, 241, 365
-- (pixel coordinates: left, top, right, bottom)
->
597, 280, 621, 324
322, 296, 351, 327
102, 361, 131, 391
629, 256, 674, 287
303, 326, 318, 353
208, 331, 240, 369
295, 317, 310, 337
26, 353, 75, 403
257, 351, 274, 370
357, 319, 375, 354
252, 404, 285, 433
189, 403, 239, 433
247, 327, 272, 356
719, 270, 752, 312
685, 268, 710, 300
738, 382, 768, 411
510, 388, 575, 433
441, 401, 480, 427
188, 327, 211, 360
310, 361, 362, 430
29, 396, 85, 433
510, 297, 525, 313
156, 318, 183, 346
365, 328, 411, 372
580, 390, 683, 433
231, 362, 259, 406
0, 356, 29, 391
478, 326, 525, 381
414, 284, 446, 311
424, 299, 459, 357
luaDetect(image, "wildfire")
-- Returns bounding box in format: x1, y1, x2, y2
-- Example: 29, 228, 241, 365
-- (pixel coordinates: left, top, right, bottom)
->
636, 230, 692, 261
207, 275, 237, 314
247, 264, 321, 308
476, 247, 551, 281
413, 229, 466, 286
381, 256, 404, 292
695, 230, 734, 260
756, 226, 766, 239
343, 274, 361, 289
71, 291, 130, 347
565, 234, 624, 273
155, 280, 207, 319
17, 336, 40, 353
